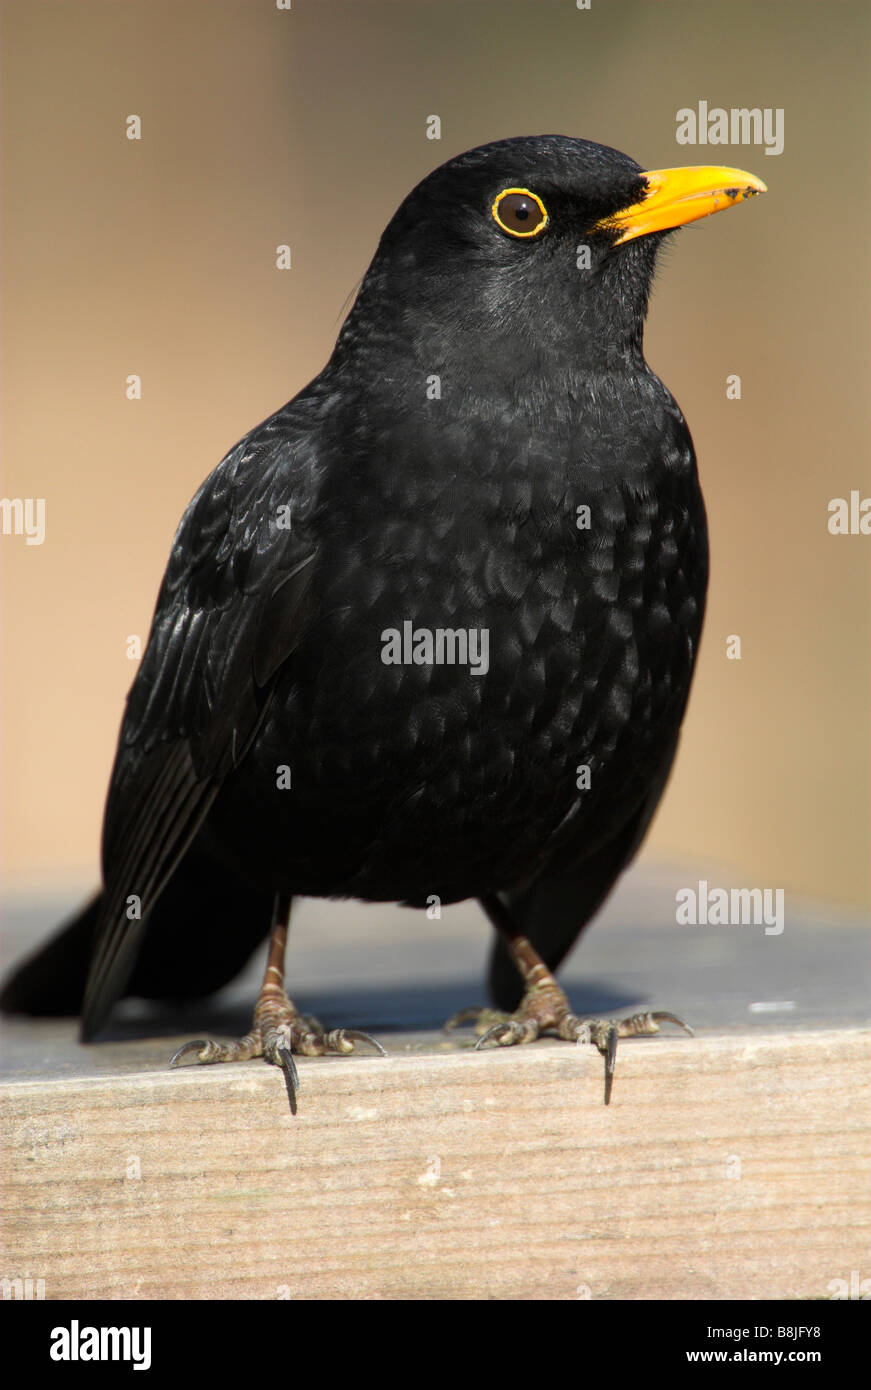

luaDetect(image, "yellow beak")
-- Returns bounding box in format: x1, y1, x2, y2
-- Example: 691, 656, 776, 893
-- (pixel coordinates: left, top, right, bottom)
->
595, 165, 767, 244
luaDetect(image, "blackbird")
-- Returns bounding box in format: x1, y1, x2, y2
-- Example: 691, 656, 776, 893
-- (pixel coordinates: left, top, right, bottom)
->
1, 136, 765, 1110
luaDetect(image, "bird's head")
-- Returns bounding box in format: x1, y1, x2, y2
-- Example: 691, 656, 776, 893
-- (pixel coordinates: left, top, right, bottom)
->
336, 135, 765, 380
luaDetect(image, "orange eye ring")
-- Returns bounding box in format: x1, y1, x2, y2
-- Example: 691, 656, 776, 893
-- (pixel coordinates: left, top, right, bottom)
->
491, 187, 548, 239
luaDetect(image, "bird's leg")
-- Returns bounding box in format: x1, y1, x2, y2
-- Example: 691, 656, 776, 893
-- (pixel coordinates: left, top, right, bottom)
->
445, 895, 692, 1105
170, 892, 385, 1114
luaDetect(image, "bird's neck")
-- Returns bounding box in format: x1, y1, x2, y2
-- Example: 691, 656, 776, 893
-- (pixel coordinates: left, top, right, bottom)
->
330, 253, 650, 389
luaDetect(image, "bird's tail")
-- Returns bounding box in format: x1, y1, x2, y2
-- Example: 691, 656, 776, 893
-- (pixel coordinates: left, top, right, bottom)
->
0, 894, 101, 1016
1, 848, 276, 1030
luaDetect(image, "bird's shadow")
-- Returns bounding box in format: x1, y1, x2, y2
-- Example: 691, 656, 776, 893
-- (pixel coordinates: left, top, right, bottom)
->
103, 977, 642, 1042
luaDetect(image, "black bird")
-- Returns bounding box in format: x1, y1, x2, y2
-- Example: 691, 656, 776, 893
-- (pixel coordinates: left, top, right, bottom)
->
1, 136, 765, 1109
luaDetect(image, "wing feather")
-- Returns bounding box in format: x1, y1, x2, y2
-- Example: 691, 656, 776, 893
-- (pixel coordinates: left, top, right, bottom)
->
81, 408, 320, 1039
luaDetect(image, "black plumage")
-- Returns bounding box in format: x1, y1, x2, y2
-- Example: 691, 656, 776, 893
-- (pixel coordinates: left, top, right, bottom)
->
1, 135, 765, 1105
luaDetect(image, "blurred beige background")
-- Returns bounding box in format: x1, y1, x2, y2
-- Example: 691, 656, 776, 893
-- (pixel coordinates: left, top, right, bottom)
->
1, 0, 869, 907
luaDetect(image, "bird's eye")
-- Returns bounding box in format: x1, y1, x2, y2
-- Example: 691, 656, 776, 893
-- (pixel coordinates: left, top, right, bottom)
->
491, 187, 548, 239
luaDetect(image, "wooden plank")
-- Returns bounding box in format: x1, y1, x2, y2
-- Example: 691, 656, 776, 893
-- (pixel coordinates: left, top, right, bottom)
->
2, 1028, 869, 1300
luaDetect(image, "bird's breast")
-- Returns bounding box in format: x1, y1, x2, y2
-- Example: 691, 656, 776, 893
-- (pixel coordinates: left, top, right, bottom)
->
212, 418, 707, 902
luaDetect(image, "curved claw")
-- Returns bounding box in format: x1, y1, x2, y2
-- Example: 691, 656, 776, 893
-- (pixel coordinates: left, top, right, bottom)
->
475, 1021, 518, 1050
325, 1028, 387, 1057
602, 1024, 619, 1106
275, 1042, 300, 1116
649, 1011, 695, 1037
169, 1040, 211, 1068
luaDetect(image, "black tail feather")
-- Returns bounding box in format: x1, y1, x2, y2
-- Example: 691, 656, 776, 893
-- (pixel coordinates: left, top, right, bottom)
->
0, 895, 101, 1017
1, 847, 275, 1030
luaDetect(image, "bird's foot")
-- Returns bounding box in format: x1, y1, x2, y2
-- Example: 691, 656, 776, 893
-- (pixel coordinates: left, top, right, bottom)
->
445, 987, 692, 1105
170, 993, 385, 1115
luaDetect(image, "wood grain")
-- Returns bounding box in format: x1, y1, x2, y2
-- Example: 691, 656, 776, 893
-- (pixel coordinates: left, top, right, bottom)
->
3, 1028, 869, 1300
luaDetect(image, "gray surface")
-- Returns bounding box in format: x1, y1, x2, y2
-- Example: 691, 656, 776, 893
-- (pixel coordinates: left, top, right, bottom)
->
1, 862, 868, 1083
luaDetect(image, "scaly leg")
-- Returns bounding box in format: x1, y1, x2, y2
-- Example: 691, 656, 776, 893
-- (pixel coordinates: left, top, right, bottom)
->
446, 894, 692, 1104
170, 892, 385, 1114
